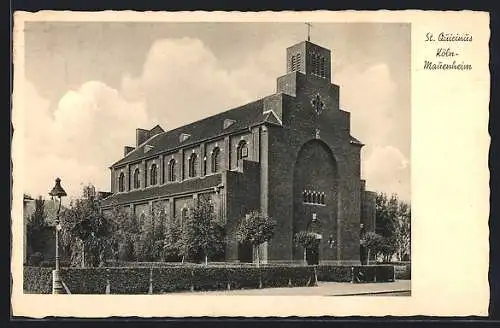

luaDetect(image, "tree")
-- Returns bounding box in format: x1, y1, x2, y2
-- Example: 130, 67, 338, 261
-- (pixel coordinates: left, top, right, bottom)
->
178, 197, 226, 264
60, 184, 114, 267
26, 196, 48, 261
135, 204, 168, 262
236, 211, 276, 267
163, 216, 182, 262
294, 231, 320, 264
394, 201, 411, 261
360, 231, 383, 265
375, 193, 408, 262
106, 204, 139, 262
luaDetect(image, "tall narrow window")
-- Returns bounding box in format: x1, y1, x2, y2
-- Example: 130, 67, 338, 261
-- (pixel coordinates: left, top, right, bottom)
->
180, 207, 188, 226
237, 140, 248, 161
296, 53, 301, 71
203, 156, 207, 175
168, 159, 176, 182
188, 153, 198, 178
211, 147, 221, 173
291, 55, 296, 71
118, 172, 125, 192
133, 169, 140, 189
150, 164, 157, 186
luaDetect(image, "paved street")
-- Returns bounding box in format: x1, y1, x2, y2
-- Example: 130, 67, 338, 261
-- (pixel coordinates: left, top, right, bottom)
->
188, 280, 411, 296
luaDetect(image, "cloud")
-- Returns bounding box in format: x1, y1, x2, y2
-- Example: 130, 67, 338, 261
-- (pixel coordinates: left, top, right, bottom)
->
334, 62, 410, 199
22, 80, 149, 199
335, 62, 397, 147
121, 38, 257, 128
363, 145, 410, 201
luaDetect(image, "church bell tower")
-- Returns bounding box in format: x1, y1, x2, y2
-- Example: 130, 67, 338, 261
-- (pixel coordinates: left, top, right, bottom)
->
285, 40, 332, 83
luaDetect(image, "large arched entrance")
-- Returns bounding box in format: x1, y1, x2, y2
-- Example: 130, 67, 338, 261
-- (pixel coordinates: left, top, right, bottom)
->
292, 139, 338, 262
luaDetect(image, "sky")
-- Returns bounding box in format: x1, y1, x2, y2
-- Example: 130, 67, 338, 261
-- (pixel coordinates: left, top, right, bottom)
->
21, 22, 411, 202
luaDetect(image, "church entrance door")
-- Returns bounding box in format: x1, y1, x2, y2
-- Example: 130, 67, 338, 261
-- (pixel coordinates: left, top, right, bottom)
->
238, 241, 253, 263
306, 245, 320, 265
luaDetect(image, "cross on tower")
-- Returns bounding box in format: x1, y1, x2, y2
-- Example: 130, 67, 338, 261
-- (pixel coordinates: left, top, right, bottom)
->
305, 22, 313, 41
311, 93, 325, 116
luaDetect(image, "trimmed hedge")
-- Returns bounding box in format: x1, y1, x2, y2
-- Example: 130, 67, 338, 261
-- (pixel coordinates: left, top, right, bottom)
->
24, 266, 52, 294
352, 265, 395, 283
226, 267, 261, 290
60, 268, 108, 294
317, 265, 395, 283
261, 266, 316, 287
107, 268, 151, 294
395, 263, 411, 280
152, 267, 193, 293
316, 265, 352, 282
24, 264, 397, 294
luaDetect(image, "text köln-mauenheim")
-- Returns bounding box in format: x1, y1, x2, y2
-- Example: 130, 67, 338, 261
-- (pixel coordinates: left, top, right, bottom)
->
423, 32, 473, 71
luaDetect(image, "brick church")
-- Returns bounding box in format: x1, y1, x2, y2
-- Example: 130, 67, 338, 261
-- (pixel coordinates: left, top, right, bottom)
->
100, 38, 376, 265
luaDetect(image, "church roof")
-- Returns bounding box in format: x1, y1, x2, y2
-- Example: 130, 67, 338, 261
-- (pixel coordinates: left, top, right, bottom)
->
111, 96, 284, 168
100, 173, 223, 206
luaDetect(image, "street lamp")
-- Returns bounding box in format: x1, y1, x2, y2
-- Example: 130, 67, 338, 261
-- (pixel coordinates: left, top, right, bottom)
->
49, 177, 67, 294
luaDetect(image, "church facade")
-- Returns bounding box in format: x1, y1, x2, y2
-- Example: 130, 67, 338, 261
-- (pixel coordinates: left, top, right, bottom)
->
100, 39, 376, 264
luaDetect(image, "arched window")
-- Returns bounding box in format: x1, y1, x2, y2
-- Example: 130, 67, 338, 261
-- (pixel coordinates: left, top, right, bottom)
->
307, 192, 312, 203
237, 140, 248, 161
188, 153, 198, 178
320, 193, 325, 205
303, 190, 308, 203
118, 172, 125, 192
150, 164, 157, 186
168, 159, 176, 182
133, 169, 140, 189
180, 207, 188, 225
312, 192, 318, 204
211, 147, 220, 173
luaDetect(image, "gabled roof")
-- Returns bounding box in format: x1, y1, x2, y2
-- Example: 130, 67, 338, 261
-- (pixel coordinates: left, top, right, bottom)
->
111, 95, 286, 168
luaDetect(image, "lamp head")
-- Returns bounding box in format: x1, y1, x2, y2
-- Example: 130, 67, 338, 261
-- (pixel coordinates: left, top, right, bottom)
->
49, 178, 67, 198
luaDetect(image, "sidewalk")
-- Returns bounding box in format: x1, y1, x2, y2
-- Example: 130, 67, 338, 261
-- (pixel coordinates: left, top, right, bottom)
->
192, 280, 411, 296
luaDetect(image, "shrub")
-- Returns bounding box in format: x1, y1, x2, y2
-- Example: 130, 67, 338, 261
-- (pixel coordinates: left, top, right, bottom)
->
226, 267, 261, 290
352, 265, 395, 283
260, 266, 315, 288
60, 268, 108, 294
38, 260, 71, 268
23, 266, 52, 294
152, 267, 193, 293
395, 263, 411, 280
260, 266, 289, 288
23, 264, 320, 294
28, 252, 44, 266
191, 267, 228, 291
107, 268, 151, 294
316, 265, 352, 282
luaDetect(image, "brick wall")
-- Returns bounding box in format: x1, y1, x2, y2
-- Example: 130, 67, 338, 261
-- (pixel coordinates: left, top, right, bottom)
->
223, 160, 261, 261
266, 70, 362, 264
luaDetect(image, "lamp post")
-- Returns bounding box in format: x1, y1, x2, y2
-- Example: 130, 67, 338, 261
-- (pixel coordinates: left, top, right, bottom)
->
49, 177, 67, 294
